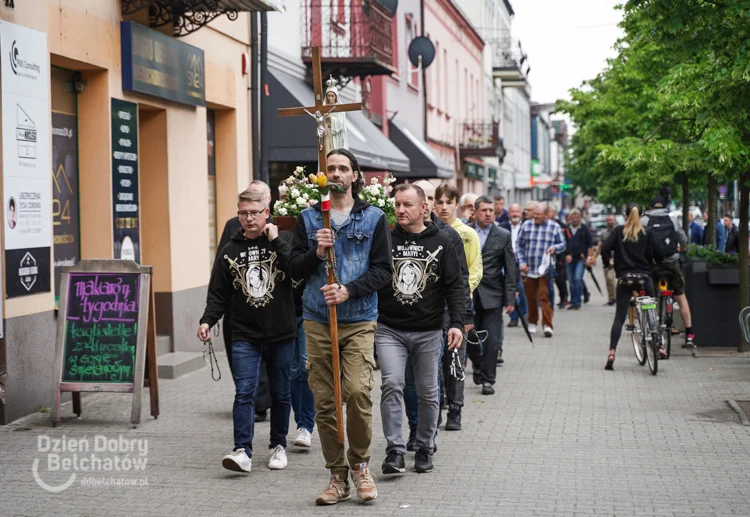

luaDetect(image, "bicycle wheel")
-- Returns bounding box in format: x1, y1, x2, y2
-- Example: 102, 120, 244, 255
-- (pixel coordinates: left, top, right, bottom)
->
659, 296, 671, 360
631, 307, 646, 365
645, 309, 658, 375
663, 298, 672, 360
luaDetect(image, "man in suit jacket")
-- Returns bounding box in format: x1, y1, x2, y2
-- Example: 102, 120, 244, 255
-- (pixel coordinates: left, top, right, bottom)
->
468, 196, 516, 396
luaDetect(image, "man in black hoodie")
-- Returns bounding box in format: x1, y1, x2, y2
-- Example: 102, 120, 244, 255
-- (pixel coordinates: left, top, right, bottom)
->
214, 180, 272, 422
377, 184, 465, 476
199, 189, 297, 474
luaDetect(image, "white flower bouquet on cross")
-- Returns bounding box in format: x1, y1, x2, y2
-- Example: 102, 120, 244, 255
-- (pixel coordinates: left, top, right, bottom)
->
359, 173, 396, 227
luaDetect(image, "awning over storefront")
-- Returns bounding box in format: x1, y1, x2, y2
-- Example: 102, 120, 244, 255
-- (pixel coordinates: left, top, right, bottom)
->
387, 118, 452, 179
265, 69, 410, 173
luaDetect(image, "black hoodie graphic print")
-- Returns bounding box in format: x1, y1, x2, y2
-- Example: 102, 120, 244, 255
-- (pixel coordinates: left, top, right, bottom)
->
378, 222, 465, 332
201, 231, 296, 344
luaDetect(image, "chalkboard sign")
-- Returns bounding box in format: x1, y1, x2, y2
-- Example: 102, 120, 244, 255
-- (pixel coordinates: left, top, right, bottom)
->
62, 273, 140, 384
51, 260, 159, 426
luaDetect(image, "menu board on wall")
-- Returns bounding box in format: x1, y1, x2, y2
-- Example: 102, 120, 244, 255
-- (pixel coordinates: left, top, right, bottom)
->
111, 98, 141, 263
1, 21, 53, 305
52, 112, 81, 306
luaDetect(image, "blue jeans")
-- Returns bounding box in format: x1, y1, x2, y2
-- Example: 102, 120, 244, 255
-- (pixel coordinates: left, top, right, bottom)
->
566, 260, 586, 306
404, 335, 444, 428
510, 277, 528, 322
290, 317, 315, 433
232, 339, 294, 457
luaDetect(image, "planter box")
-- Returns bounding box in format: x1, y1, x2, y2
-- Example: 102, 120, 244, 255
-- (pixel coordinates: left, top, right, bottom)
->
683, 259, 746, 347
708, 264, 739, 285
690, 258, 707, 273
272, 216, 297, 232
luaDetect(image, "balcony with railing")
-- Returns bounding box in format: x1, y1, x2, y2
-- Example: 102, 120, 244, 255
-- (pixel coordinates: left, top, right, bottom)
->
301, 0, 396, 80
458, 121, 502, 159
490, 33, 530, 86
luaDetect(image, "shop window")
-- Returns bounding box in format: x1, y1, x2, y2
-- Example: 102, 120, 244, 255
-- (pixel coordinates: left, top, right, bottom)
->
51, 66, 80, 307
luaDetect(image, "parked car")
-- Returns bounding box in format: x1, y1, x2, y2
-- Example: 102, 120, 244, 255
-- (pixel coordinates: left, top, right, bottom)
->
587, 215, 626, 244
669, 206, 703, 229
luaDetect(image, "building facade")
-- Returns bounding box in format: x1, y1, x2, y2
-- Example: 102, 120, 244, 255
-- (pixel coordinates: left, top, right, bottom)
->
0, 0, 276, 424
424, 0, 489, 194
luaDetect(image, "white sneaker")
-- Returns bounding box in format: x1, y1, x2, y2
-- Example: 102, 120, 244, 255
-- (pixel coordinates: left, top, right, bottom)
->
294, 428, 312, 448
268, 445, 288, 470
528, 324, 537, 334
543, 326, 553, 337
222, 449, 252, 473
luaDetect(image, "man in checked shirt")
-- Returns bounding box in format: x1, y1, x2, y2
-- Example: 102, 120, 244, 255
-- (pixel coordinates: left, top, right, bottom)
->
516, 202, 566, 338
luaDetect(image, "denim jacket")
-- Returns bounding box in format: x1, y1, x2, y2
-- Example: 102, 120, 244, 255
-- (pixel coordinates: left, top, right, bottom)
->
290, 197, 392, 324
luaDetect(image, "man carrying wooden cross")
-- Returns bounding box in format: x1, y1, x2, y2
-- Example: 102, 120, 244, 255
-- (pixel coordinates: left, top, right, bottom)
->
290, 148, 392, 505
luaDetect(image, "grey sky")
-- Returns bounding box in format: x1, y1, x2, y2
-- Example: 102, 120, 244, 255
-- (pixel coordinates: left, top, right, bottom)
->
511, 0, 624, 104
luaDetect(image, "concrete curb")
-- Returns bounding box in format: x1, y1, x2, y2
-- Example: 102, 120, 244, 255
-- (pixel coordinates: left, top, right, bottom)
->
727, 400, 750, 426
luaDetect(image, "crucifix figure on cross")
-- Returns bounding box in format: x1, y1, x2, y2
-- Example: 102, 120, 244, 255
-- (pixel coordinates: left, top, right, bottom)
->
277, 47, 363, 444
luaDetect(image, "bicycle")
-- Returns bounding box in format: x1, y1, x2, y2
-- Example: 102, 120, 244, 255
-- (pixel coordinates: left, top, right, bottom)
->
655, 271, 674, 360
622, 273, 661, 375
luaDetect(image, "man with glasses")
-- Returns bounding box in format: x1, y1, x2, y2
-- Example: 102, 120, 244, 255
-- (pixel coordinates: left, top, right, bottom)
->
198, 189, 296, 473
459, 193, 479, 226
214, 181, 274, 421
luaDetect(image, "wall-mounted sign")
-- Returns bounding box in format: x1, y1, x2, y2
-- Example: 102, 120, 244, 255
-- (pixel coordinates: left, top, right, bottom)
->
121, 21, 205, 107
1, 21, 53, 305
111, 98, 141, 263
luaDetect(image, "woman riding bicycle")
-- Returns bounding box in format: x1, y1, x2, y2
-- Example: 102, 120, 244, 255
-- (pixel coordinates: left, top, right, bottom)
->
600, 203, 665, 370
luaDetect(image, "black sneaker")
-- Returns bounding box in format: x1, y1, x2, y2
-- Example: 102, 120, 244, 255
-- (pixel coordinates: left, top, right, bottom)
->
382, 451, 405, 474
507, 319, 519, 328
414, 448, 433, 473
584, 292, 591, 304
481, 383, 495, 395
497, 349, 504, 365
472, 370, 482, 386
445, 405, 462, 431
255, 409, 268, 422
406, 425, 417, 452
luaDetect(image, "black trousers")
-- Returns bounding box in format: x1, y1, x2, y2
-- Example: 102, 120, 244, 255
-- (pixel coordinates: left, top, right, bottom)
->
610, 277, 654, 351
441, 336, 466, 407
554, 261, 568, 304
224, 309, 270, 411
468, 297, 504, 386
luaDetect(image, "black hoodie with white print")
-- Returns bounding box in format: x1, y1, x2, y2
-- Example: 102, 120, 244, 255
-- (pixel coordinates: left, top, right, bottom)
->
378, 222, 465, 332
201, 231, 296, 344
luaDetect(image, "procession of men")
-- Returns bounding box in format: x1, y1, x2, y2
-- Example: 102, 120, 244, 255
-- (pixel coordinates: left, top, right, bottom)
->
196, 69, 578, 504
197, 139, 604, 504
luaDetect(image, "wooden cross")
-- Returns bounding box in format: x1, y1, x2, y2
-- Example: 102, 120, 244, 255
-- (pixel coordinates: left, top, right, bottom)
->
277, 47, 362, 444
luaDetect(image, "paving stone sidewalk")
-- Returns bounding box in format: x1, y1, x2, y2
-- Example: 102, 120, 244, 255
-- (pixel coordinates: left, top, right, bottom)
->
2, 271, 750, 517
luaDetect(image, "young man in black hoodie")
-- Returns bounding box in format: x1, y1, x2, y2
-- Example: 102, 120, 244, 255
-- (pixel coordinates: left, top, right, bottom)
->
198, 189, 297, 474
377, 184, 465, 475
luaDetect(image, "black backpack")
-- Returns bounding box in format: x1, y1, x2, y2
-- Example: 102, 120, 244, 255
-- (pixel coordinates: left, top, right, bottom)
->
647, 214, 679, 256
